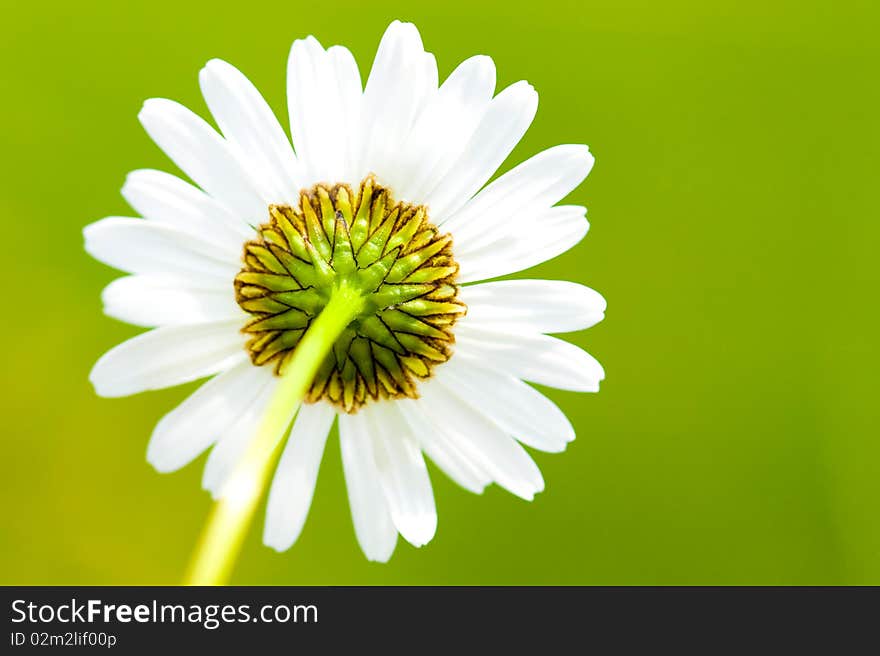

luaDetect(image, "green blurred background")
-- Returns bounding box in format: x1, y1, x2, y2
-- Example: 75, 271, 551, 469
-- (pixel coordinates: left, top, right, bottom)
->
1, 0, 878, 584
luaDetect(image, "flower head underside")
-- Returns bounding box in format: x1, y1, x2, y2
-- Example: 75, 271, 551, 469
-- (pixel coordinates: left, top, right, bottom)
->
235, 177, 466, 412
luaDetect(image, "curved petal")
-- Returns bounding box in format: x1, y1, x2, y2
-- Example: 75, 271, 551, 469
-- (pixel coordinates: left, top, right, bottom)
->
415, 52, 439, 120
422, 80, 538, 221
338, 412, 397, 562
122, 169, 251, 248
364, 403, 437, 547
89, 320, 247, 397
395, 55, 496, 205
263, 403, 336, 552
138, 98, 268, 222
102, 274, 242, 327
199, 59, 301, 204
147, 360, 272, 473
455, 205, 589, 282
397, 398, 490, 494
453, 323, 605, 392
443, 144, 594, 240
440, 358, 574, 453
419, 377, 544, 500
355, 21, 433, 188
201, 372, 281, 498
287, 38, 361, 187
460, 279, 606, 334
84, 217, 240, 283
327, 45, 364, 184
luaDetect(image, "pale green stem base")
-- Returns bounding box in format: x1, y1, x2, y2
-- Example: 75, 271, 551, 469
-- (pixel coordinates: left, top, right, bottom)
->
183, 284, 365, 586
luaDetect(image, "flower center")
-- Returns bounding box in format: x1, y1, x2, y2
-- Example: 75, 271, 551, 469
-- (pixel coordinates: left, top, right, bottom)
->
234, 176, 465, 413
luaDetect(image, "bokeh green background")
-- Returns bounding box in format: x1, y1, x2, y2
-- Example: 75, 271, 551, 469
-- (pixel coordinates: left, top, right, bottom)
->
1, 0, 878, 584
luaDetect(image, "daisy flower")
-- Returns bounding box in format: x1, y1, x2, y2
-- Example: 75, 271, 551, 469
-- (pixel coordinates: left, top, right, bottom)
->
85, 20, 606, 565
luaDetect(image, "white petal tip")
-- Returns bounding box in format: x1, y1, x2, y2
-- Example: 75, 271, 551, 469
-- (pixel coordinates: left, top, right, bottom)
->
138, 98, 162, 117
119, 173, 138, 196
202, 57, 228, 71
291, 35, 324, 56
145, 433, 184, 474
82, 219, 103, 244
137, 98, 179, 128
88, 367, 125, 399
395, 514, 437, 549
365, 553, 393, 564
201, 476, 223, 500
509, 484, 543, 502
263, 512, 310, 554
508, 80, 538, 101
362, 539, 397, 563
388, 19, 416, 31
263, 534, 294, 553
89, 383, 117, 399
574, 145, 596, 177
146, 456, 177, 475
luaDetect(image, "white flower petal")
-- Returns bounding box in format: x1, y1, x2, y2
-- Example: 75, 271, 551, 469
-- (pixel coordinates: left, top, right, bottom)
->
338, 412, 398, 562
121, 169, 251, 247
454, 323, 605, 392
422, 80, 538, 221
455, 205, 589, 282
146, 360, 272, 473
416, 52, 439, 114
384, 49, 437, 194
460, 279, 606, 334
287, 37, 359, 188
395, 55, 496, 205
443, 144, 594, 240
89, 320, 247, 397
102, 274, 242, 327
356, 21, 432, 188
84, 217, 239, 283
419, 378, 544, 500
326, 45, 363, 184
397, 399, 490, 494
138, 98, 267, 222
201, 373, 281, 497
364, 403, 437, 547
442, 358, 574, 453
263, 403, 336, 552
199, 59, 301, 204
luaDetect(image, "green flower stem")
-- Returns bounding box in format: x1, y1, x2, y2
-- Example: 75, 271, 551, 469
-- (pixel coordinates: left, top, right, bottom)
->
183, 283, 366, 586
